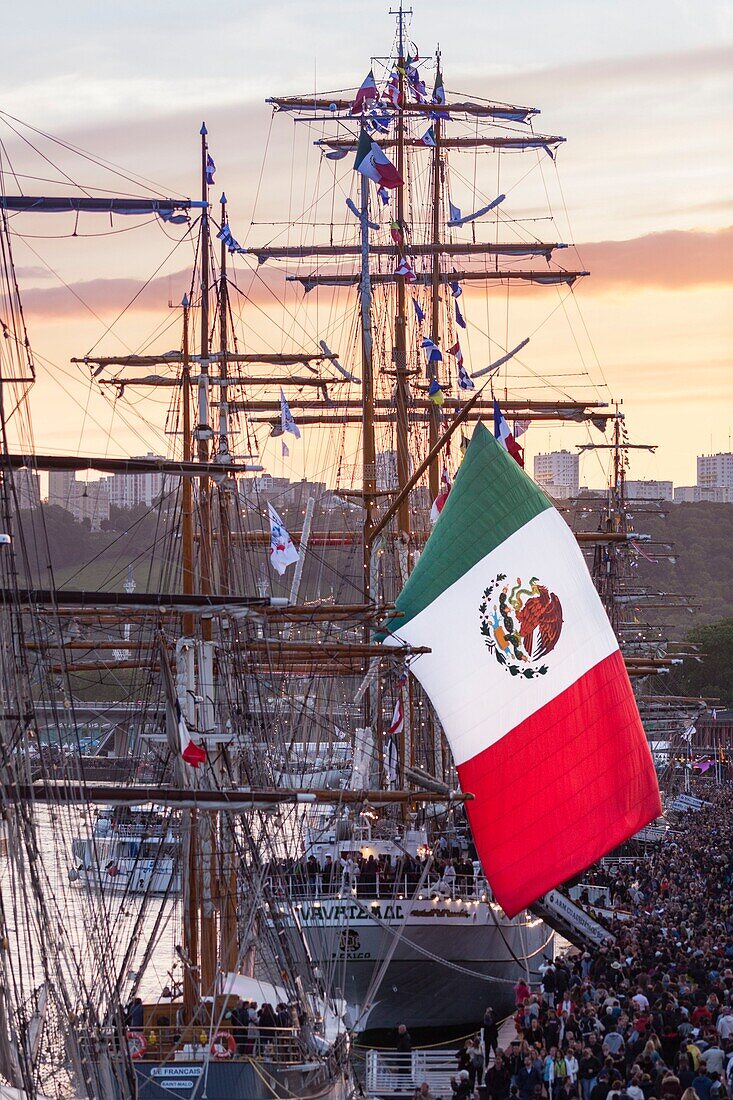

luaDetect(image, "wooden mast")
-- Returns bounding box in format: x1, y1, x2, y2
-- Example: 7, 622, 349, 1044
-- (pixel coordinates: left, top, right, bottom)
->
217, 193, 231, 597
393, 5, 411, 544
181, 298, 195, 637
360, 127, 376, 605
428, 66, 447, 777
197, 123, 217, 997
217, 193, 238, 975
427, 54, 443, 503
197, 124, 213, 601
180, 296, 200, 1023
391, 1, 412, 807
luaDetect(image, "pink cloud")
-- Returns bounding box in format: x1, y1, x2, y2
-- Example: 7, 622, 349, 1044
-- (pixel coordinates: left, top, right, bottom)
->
18, 225, 732, 321
20, 270, 190, 319
573, 226, 733, 290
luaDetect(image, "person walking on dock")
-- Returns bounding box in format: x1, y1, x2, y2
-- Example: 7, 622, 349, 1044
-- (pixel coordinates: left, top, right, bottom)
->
483, 1006, 499, 1061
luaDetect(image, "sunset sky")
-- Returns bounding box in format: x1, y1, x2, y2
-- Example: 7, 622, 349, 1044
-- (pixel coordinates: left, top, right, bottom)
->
1, 0, 731, 491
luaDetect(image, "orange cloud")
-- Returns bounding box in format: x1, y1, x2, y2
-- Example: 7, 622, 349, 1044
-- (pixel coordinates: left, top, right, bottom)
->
18, 225, 732, 321
19, 269, 190, 320
572, 226, 733, 291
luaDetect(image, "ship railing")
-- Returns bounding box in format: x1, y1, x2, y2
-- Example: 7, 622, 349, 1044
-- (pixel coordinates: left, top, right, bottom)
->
99, 824, 170, 840
270, 874, 488, 901
366, 1049, 458, 1096
116, 824, 168, 837
119, 1024, 307, 1062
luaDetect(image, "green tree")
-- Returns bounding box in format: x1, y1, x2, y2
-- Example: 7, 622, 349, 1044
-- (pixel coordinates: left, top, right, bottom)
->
681, 618, 733, 705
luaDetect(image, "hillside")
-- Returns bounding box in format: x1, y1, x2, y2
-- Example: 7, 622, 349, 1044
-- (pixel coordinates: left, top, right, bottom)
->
13, 500, 733, 635
630, 502, 733, 630
15, 504, 175, 592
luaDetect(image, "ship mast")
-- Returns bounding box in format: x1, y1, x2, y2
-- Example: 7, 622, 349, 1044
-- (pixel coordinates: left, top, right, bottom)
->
181, 297, 195, 634
180, 295, 201, 1022
216, 192, 238, 975
217, 192, 232, 596
197, 125, 219, 997
197, 124, 213, 600
360, 128, 377, 605
392, 2, 412, 546
427, 51, 443, 503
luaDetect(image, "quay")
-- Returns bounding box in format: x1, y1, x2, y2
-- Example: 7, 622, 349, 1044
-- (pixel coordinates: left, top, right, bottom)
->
361, 788, 733, 1099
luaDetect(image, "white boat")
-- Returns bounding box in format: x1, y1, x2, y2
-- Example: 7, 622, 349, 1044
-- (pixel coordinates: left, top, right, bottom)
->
70, 808, 180, 895
277, 817, 553, 1029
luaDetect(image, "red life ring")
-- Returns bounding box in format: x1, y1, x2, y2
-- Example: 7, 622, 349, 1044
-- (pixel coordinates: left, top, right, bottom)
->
127, 1031, 147, 1060
210, 1031, 236, 1060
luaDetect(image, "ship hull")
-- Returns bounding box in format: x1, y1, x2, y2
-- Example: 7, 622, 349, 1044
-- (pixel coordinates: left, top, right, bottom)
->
133, 1059, 348, 1099
286, 897, 553, 1030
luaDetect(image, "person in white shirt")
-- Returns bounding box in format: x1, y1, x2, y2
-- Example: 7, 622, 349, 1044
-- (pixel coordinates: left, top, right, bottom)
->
701, 1044, 725, 1077
565, 1053, 579, 1084
438, 861, 456, 897
717, 1009, 733, 1042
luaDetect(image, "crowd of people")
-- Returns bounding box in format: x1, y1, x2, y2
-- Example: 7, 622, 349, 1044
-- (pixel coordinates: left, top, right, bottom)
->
409, 791, 733, 1100
271, 836, 483, 899
227, 1000, 301, 1055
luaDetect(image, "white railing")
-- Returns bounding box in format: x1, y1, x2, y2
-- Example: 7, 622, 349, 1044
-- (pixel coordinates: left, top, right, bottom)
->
366, 1049, 458, 1096
271, 874, 490, 901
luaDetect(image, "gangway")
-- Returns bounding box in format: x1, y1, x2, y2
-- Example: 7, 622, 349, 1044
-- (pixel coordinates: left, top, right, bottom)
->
666, 793, 710, 812
365, 1049, 457, 1097
530, 888, 614, 950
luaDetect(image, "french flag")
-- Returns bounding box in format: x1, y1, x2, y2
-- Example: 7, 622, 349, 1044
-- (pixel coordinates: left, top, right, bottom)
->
351, 70, 379, 115
493, 398, 524, 468
430, 469, 452, 524
177, 702, 206, 768
387, 697, 404, 737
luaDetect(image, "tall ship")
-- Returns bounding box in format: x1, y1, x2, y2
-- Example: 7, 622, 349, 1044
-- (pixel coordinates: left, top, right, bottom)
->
0, 6, 669, 1098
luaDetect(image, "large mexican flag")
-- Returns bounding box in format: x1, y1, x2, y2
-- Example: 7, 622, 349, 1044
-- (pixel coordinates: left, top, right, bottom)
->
384, 423, 661, 917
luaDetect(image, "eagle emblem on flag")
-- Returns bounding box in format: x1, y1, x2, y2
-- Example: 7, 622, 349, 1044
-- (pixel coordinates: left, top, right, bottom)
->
479, 573, 563, 678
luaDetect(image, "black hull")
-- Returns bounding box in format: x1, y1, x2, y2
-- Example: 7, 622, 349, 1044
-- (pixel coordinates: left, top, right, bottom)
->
134, 1058, 347, 1100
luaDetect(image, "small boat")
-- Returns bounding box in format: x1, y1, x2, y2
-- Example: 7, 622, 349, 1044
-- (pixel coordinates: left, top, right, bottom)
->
70, 807, 181, 895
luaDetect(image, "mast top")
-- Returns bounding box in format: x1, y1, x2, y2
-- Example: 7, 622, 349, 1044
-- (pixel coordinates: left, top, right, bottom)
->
389, 1, 412, 59
200, 121, 207, 136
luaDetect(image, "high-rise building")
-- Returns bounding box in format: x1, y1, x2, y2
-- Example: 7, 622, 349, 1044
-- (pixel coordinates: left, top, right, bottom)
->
107, 453, 170, 511
625, 480, 673, 502
375, 450, 414, 491
8, 468, 41, 510
48, 469, 77, 511
48, 470, 110, 529
533, 450, 579, 500
697, 452, 733, 491
674, 485, 730, 504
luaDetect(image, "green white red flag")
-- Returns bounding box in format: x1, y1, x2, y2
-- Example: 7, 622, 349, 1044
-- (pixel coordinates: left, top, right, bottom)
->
384, 423, 661, 916
354, 130, 404, 189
